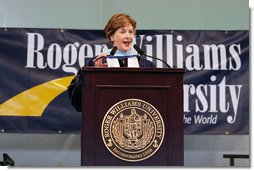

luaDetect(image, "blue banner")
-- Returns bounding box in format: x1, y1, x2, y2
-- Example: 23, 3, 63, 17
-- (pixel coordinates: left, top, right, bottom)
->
0, 28, 249, 134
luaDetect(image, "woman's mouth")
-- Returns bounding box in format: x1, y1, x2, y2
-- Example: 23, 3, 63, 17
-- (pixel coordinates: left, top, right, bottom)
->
123, 41, 131, 47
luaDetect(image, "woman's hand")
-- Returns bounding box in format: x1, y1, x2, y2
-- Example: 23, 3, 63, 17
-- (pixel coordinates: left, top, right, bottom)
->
93, 54, 108, 67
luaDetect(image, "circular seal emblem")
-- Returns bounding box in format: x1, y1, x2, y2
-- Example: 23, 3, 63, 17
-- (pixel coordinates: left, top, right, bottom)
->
101, 98, 165, 162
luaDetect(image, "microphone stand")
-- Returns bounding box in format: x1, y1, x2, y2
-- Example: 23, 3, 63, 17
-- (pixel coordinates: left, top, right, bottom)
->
133, 44, 171, 68
141, 54, 171, 68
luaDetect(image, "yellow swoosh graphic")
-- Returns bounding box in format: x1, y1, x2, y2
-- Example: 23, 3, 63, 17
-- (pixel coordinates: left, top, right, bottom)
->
0, 76, 74, 117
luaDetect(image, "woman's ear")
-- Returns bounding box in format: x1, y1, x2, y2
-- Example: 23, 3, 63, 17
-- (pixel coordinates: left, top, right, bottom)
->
110, 35, 114, 42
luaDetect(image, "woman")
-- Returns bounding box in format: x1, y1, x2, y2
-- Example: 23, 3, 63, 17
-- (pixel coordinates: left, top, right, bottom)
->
89, 13, 155, 67
68, 13, 155, 111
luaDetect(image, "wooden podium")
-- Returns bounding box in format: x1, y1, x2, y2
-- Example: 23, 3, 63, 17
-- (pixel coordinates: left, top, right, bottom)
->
81, 67, 185, 166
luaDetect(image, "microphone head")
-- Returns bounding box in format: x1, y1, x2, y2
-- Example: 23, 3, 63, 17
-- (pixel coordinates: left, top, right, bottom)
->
110, 46, 117, 56
133, 44, 144, 55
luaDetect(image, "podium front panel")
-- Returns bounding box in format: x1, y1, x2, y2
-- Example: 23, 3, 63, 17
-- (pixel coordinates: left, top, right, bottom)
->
81, 68, 184, 166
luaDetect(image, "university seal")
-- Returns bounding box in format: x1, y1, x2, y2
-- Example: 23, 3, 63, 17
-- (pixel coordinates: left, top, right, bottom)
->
101, 99, 165, 162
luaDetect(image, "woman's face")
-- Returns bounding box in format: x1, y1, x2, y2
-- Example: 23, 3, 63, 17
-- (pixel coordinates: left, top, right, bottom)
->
110, 24, 135, 52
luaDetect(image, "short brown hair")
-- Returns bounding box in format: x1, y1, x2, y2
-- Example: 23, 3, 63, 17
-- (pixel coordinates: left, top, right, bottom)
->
104, 13, 136, 43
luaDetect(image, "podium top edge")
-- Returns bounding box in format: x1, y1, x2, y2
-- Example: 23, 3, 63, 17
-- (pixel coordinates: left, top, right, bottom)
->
82, 67, 186, 73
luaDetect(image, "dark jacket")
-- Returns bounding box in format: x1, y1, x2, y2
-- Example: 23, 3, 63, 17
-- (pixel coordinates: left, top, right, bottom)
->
67, 57, 155, 112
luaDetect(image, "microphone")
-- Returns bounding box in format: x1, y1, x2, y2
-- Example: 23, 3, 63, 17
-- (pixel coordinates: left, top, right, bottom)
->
104, 46, 118, 64
106, 46, 129, 67
109, 46, 117, 56
133, 44, 171, 68
92, 46, 117, 65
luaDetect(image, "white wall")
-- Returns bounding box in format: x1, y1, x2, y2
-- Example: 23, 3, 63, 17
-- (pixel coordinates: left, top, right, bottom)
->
0, 0, 249, 30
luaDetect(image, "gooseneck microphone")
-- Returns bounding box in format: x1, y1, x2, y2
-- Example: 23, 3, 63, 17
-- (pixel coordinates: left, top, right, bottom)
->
107, 46, 126, 67
109, 46, 117, 56
92, 46, 117, 65
133, 44, 171, 68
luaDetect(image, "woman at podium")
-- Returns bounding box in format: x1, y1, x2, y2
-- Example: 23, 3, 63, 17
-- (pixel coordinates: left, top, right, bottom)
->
68, 13, 155, 111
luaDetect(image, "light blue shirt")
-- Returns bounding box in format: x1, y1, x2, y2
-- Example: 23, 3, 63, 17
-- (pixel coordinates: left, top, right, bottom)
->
103, 48, 138, 57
